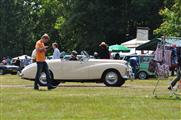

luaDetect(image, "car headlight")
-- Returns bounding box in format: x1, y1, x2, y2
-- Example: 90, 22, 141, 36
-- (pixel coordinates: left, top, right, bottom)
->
18, 72, 24, 77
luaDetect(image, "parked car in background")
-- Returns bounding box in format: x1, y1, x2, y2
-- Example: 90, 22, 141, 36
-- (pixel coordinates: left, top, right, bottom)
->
123, 54, 155, 79
12, 55, 32, 70
21, 51, 132, 87
0, 64, 19, 75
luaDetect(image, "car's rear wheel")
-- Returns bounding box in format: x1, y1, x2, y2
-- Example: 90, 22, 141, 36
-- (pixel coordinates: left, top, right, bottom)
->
38, 71, 60, 87
0, 69, 5, 75
138, 71, 147, 80
103, 70, 125, 87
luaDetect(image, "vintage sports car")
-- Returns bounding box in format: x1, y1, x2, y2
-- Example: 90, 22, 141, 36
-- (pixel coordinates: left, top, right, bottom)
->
0, 64, 19, 75
21, 51, 131, 87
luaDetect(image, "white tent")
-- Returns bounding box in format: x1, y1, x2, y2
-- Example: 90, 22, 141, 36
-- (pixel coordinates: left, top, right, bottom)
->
122, 38, 150, 48
121, 39, 152, 55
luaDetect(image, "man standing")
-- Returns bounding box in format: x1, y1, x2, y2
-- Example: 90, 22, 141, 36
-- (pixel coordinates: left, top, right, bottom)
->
130, 57, 139, 79
168, 47, 181, 90
98, 42, 110, 59
34, 33, 54, 90
52, 42, 61, 59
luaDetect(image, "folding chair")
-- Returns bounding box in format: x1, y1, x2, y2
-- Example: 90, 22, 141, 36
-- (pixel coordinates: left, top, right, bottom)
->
152, 63, 178, 97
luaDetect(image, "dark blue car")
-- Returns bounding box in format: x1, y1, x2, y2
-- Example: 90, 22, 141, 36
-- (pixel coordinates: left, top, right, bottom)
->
0, 64, 19, 75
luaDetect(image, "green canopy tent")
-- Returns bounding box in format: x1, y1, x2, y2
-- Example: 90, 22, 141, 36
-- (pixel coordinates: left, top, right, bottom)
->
136, 37, 181, 51
109, 44, 130, 52
136, 38, 161, 51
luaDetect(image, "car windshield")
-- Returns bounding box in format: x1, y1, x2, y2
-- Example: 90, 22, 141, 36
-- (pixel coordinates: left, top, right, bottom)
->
62, 51, 90, 61
81, 51, 90, 58
140, 56, 154, 63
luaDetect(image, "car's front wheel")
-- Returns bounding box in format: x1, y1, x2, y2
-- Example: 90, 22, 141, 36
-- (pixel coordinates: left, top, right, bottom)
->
38, 71, 60, 87
0, 69, 5, 75
102, 70, 125, 87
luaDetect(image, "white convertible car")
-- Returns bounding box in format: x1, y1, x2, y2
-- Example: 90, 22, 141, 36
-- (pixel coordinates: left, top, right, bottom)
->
21, 52, 132, 87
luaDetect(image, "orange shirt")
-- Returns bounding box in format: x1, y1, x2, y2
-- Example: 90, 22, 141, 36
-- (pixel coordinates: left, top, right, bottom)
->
35, 40, 46, 62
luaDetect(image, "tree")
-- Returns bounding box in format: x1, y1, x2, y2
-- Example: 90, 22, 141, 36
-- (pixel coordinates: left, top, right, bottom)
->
0, 0, 64, 59
0, 0, 165, 59
154, 0, 181, 37
56, 0, 163, 53
0, 0, 38, 58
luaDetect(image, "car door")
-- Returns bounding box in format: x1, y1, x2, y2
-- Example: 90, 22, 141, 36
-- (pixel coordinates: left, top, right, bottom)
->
139, 56, 155, 75
59, 60, 89, 80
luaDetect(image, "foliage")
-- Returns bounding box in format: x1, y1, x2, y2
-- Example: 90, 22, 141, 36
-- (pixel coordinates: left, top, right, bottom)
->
0, 0, 39, 57
0, 0, 165, 58
57, 0, 163, 53
154, 0, 181, 37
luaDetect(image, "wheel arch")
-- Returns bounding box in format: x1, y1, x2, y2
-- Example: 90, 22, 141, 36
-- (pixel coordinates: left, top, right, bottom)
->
49, 69, 54, 79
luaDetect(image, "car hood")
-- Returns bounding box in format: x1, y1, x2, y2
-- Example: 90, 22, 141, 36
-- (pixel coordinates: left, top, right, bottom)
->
4, 65, 19, 68
45, 59, 127, 64
88, 59, 127, 63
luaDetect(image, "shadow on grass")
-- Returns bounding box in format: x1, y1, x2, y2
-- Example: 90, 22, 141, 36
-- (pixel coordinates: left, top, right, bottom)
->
59, 84, 106, 88
153, 95, 181, 100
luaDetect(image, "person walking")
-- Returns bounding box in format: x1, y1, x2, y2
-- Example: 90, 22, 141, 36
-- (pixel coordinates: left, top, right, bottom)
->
168, 47, 181, 90
130, 57, 139, 79
34, 33, 55, 90
52, 42, 61, 59
170, 44, 177, 76
1, 57, 7, 65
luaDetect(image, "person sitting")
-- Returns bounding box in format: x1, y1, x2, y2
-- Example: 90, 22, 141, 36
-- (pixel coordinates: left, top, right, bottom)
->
1, 57, 7, 65
14, 57, 21, 67
114, 53, 120, 60
69, 50, 78, 61
23, 56, 31, 67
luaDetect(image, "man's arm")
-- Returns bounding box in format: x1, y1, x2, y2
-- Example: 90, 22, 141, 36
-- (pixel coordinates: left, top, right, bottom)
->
36, 45, 48, 52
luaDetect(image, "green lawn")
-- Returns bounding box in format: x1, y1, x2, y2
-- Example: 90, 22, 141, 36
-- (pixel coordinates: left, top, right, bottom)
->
0, 75, 181, 120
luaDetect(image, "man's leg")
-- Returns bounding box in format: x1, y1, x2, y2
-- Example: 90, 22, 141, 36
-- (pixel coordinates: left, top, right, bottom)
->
34, 62, 43, 90
43, 62, 54, 89
171, 70, 174, 76
132, 67, 136, 79
168, 68, 181, 90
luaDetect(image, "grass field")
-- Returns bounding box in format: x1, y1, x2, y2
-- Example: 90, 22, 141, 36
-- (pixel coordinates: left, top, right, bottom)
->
0, 75, 181, 120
